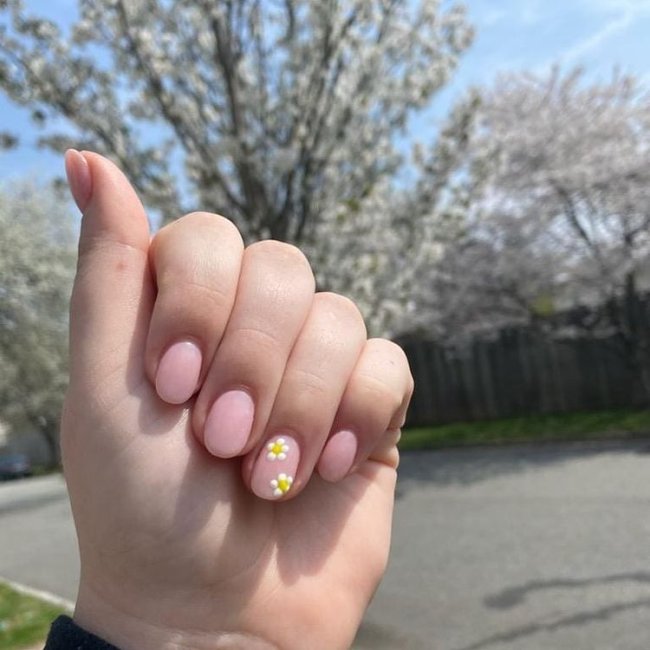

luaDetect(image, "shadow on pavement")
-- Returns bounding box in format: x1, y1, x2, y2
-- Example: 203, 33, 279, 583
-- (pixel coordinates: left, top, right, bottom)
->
484, 572, 650, 609
455, 598, 650, 650
450, 572, 650, 650
395, 439, 650, 495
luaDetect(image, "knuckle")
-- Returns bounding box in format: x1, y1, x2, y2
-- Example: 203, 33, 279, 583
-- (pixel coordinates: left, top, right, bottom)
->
231, 325, 283, 357
289, 366, 331, 401
190, 212, 243, 244
366, 338, 414, 400
247, 239, 312, 273
368, 338, 410, 370
151, 213, 243, 307
158, 277, 229, 313
405, 373, 415, 398
314, 292, 366, 334
155, 211, 243, 252
354, 374, 403, 416
278, 382, 333, 430
407, 372, 415, 397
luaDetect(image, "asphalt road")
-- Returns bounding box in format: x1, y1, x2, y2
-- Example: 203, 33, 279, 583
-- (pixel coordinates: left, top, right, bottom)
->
0, 473, 78, 604
3, 441, 650, 649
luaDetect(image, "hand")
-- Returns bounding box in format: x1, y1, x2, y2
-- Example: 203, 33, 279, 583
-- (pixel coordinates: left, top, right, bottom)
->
62, 151, 413, 650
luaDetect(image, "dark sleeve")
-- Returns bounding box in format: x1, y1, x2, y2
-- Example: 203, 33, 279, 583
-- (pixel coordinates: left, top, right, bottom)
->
44, 615, 121, 650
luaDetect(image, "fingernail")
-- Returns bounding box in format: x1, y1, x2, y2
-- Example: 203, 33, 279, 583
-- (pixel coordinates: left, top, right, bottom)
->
204, 390, 255, 457
155, 341, 202, 404
317, 430, 358, 482
251, 434, 299, 499
64, 149, 92, 211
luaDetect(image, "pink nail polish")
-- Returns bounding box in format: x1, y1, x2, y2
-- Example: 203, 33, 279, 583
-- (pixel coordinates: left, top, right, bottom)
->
204, 390, 255, 458
251, 434, 300, 499
317, 430, 358, 482
155, 341, 202, 404
64, 149, 92, 212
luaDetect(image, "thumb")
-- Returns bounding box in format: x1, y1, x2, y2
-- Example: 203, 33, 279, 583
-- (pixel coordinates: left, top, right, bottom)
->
65, 150, 153, 387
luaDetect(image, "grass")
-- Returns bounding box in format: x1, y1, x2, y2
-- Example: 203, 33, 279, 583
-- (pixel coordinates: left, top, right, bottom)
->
30, 465, 60, 478
0, 583, 66, 650
400, 408, 650, 451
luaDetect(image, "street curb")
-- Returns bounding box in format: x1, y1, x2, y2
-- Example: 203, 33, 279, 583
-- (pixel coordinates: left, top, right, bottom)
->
0, 575, 74, 612
399, 431, 650, 454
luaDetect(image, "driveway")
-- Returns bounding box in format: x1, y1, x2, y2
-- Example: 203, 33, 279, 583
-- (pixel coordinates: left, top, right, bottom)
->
3, 441, 650, 649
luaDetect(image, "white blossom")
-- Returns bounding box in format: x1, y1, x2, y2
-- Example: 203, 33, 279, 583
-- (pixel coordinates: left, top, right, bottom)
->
0, 0, 474, 336
419, 66, 650, 370
0, 182, 76, 464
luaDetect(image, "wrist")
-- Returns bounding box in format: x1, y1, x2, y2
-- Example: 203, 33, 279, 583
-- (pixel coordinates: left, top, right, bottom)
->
74, 580, 279, 650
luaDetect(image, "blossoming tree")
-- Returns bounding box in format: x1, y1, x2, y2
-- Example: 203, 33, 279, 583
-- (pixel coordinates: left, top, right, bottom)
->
0, 183, 76, 465
433, 68, 650, 393
0, 0, 473, 336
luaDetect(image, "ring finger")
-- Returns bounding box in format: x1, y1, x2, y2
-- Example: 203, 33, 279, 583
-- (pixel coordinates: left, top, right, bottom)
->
244, 292, 367, 500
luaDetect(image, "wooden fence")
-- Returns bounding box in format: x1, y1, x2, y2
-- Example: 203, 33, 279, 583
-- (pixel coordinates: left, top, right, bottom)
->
400, 328, 649, 427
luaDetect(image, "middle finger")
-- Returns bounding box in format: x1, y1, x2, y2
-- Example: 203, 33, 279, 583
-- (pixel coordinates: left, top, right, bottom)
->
194, 240, 315, 457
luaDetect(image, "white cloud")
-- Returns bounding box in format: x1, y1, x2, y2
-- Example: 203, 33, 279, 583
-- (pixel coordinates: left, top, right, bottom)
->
560, 13, 633, 64
558, 0, 650, 65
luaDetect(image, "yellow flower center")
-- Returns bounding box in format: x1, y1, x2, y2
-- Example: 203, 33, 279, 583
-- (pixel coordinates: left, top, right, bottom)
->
270, 441, 284, 456
277, 477, 291, 493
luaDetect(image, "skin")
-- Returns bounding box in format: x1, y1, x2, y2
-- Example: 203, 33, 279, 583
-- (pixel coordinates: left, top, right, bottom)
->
61, 150, 414, 650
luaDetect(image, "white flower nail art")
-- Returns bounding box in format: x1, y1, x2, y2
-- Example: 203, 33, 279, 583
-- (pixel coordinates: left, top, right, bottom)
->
270, 473, 293, 497
266, 437, 289, 461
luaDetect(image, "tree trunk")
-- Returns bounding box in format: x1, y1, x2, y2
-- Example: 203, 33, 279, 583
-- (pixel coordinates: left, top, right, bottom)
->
621, 272, 650, 403
38, 421, 61, 469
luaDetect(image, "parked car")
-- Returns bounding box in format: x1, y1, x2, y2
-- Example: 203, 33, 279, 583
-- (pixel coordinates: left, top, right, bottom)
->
0, 453, 32, 480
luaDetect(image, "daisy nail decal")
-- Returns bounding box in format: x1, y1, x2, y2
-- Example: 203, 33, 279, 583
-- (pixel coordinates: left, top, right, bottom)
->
252, 434, 299, 500
266, 437, 289, 461
271, 473, 293, 497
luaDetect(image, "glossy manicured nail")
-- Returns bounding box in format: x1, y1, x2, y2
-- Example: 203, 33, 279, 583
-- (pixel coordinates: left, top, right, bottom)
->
155, 341, 202, 404
64, 149, 92, 211
317, 430, 358, 482
204, 390, 255, 457
251, 434, 299, 499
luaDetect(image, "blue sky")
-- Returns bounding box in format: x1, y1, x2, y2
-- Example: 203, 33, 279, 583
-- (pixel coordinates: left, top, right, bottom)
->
2, 0, 650, 183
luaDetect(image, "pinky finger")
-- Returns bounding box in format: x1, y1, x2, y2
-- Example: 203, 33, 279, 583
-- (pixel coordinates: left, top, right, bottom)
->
316, 338, 414, 482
